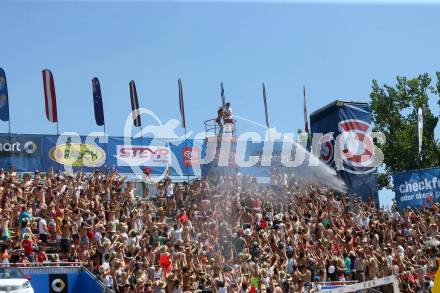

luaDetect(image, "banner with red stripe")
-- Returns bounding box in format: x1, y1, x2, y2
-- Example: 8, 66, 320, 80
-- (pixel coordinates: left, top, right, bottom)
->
42, 69, 58, 123
178, 79, 186, 129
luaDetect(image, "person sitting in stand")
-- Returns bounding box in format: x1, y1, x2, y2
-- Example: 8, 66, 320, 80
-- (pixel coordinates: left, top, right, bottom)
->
216, 106, 224, 135
223, 102, 234, 134
224, 102, 232, 119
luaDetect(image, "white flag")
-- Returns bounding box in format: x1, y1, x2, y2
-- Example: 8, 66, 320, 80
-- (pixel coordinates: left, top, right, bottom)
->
418, 107, 423, 156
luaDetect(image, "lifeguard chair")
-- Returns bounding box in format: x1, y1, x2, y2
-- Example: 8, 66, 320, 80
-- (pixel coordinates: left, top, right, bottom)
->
201, 114, 238, 179
203, 118, 236, 137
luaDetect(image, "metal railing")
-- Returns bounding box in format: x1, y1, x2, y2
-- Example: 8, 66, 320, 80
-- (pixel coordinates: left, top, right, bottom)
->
81, 265, 115, 293
204, 118, 236, 137
0, 262, 113, 293
0, 262, 82, 268
320, 275, 400, 293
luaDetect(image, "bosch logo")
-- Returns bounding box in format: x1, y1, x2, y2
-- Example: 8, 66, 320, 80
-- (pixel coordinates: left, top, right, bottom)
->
338, 119, 375, 173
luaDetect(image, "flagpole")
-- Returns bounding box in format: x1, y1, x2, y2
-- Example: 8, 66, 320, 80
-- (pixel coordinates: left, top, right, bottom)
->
263, 83, 271, 142
103, 123, 108, 168
179, 79, 190, 182
221, 82, 225, 107
184, 127, 189, 183
7, 106, 11, 152
7, 95, 10, 135
139, 125, 143, 143
8, 119, 11, 152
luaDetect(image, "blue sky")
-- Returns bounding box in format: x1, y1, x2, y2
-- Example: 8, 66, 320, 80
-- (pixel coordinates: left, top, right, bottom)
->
1, 1, 440, 206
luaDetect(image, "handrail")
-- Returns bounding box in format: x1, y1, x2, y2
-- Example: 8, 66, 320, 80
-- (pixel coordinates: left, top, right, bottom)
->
204, 118, 219, 136
0, 262, 82, 267
321, 275, 400, 293
319, 280, 358, 284
204, 118, 237, 137
0, 263, 114, 293
81, 265, 115, 293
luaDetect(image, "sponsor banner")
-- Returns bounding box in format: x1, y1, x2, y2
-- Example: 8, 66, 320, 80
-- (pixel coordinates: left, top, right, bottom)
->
49, 143, 105, 167
106, 137, 194, 177
117, 145, 170, 167
0, 136, 41, 157
43, 135, 107, 170
182, 147, 200, 167
393, 167, 440, 210
0, 134, 43, 172
310, 101, 378, 203
0, 134, 195, 175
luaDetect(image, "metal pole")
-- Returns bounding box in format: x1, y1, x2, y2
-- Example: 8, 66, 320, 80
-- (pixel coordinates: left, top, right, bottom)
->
184, 127, 189, 183
7, 118, 11, 164
139, 126, 143, 142
104, 123, 108, 168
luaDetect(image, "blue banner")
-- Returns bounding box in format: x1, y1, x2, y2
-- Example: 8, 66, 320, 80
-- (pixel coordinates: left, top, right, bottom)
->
0, 133, 303, 181
0, 133, 200, 178
0, 130, 377, 191
393, 167, 440, 210
0, 134, 43, 171
310, 101, 379, 203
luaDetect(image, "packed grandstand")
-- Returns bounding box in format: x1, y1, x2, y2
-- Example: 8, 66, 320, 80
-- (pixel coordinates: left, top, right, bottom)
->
0, 167, 438, 293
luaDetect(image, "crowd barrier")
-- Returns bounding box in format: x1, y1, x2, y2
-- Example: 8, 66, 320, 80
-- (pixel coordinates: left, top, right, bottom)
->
320, 275, 400, 292
1, 263, 110, 293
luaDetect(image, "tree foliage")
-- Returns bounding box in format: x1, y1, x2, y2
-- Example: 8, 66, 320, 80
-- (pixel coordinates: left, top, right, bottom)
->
370, 73, 440, 189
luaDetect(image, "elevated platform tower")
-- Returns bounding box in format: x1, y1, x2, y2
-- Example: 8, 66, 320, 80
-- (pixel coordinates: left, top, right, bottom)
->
201, 118, 238, 178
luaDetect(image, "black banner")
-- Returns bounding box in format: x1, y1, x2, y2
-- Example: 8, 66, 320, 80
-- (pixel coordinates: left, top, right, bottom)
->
49, 274, 68, 293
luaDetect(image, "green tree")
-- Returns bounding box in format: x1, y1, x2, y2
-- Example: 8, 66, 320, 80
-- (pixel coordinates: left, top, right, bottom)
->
370, 73, 440, 189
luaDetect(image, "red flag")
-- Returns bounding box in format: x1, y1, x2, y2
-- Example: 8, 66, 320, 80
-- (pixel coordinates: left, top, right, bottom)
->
178, 79, 186, 129
129, 80, 141, 127
159, 254, 172, 273
303, 86, 309, 134
42, 69, 58, 123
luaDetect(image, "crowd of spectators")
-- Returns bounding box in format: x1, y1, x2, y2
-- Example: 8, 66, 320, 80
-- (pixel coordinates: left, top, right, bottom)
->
0, 167, 438, 293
